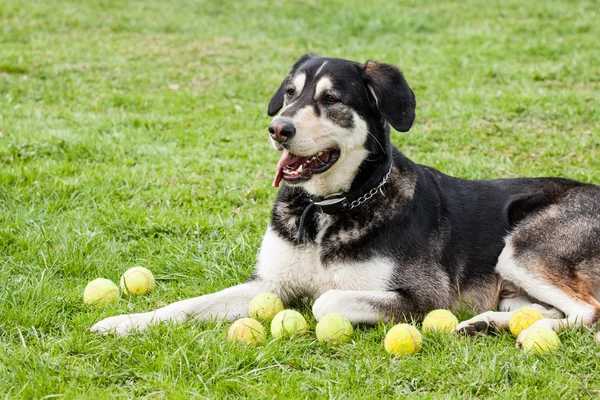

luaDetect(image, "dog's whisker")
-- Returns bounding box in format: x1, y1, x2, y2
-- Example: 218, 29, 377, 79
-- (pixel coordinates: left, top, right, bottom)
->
368, 131, 385, 153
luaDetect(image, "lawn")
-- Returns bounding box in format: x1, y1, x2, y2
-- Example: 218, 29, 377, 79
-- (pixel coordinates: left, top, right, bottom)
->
1, 0, 599, 398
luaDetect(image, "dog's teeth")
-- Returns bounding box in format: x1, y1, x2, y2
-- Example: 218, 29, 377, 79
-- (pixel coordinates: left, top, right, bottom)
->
298, 165, 303, 173
318, 152, 323, 156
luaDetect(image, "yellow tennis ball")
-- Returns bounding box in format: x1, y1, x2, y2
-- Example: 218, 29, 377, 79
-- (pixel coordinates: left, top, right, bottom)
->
227, 318, 266, 346
248, 292, 284, 321
422, 309, 459, 333
384, 323, 423, 356
83, 278, 119, 307
270, 310, 308, 338
315, 314, 354, 344
509, 307, 544, 336
522, 327, 561, 353
120, 266, 155, 296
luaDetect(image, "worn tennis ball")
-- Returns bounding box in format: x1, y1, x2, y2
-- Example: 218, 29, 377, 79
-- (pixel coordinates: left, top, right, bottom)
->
422, 309, 459, 333
522, 327, 561, 353
384, 323, 423, 356
83, 278, 119, 307
315, 314, 354, 344
120, 266, 155, 296
248, 292, 284, 321
270, 310, 308, 338
227, 318, 266, 346
509, 307, 544, 336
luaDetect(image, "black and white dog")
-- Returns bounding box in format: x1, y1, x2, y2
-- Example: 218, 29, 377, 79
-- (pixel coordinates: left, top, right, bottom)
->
93, 55, 600, 345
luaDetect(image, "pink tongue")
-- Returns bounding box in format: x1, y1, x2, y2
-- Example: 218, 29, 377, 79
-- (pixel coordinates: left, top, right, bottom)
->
272, 150, 300, 188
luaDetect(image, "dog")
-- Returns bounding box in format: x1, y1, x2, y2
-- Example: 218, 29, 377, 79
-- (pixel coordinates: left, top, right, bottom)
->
92, 54, 600, 345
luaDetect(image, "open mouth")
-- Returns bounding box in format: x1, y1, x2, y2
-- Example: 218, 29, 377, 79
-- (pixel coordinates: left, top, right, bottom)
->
272, 149, 340, 187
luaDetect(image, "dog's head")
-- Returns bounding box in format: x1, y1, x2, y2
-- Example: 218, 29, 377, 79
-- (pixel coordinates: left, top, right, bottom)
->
268, 54, 416, 197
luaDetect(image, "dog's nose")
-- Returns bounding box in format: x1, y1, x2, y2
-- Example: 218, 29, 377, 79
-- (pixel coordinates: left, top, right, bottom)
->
268, 120, 296, 142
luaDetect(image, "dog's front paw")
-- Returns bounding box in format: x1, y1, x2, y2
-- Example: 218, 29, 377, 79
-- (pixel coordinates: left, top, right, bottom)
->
456, 317, 493, 336
91, 312, 154, 336
312, 290, 346, 321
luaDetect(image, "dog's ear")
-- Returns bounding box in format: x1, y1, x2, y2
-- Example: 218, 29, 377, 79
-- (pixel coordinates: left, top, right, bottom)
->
362, 61, 416, 132
268, 53, 318, 116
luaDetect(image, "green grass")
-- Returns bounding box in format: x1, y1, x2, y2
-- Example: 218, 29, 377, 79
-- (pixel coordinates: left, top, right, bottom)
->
1, 0, 600, 397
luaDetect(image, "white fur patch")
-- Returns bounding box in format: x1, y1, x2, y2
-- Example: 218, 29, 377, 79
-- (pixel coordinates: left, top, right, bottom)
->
315, 60, 328, 77
314, 76, 333, 99
292, 73, 306, 96
279, 73, 307, 113
255, 227, 395, 299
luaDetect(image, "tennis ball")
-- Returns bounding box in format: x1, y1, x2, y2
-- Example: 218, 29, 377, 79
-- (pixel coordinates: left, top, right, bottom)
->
384, 323, 423, 356
227, 318, 266, 346
270, 310, 308, 338
248, 292, 284, 321
315, 313, 353, 344
120, 266, 155, 296
522, 327, 561, 353
83, 278, 119, 307
509, 307, 544, 336
422, 309, 459, 333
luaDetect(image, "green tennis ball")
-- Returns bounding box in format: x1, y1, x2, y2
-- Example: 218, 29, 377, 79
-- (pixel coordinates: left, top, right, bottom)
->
315, 313, 353, 343
83, 278, 119, 307
384, 323, 423, 356
522, 327, 561, 353
248, 292, 284, 321
227, 318, 266, 346
509, 307, 544, 336
120, 266, 155, 296
270, 310, 308, 338
422, 309, 459, 333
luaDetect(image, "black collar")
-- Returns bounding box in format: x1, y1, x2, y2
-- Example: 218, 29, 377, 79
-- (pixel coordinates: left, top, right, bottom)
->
311, 154, 393, 214
296, 154, 393, 243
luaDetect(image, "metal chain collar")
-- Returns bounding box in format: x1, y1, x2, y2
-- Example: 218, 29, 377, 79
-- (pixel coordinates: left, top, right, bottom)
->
349, 164, 392, 209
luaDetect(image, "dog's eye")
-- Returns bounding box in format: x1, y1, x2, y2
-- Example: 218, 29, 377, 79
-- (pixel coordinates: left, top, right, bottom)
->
285, 88, 295, 97
323, 94, 339, 104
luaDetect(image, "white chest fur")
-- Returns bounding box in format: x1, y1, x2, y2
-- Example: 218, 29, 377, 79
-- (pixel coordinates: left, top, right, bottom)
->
255, 227, 395, 300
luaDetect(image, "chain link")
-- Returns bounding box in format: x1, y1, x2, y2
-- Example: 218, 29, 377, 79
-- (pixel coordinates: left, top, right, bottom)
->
349, 165, 392, 209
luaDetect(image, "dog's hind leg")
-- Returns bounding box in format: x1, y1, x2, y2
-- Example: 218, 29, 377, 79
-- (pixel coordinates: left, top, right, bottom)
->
496, 240, 600, 345
461, 190, 600, 343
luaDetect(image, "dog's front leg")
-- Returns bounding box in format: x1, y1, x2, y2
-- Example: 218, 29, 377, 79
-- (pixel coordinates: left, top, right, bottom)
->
91, 280, 272, 336
312, 290, 425, 325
